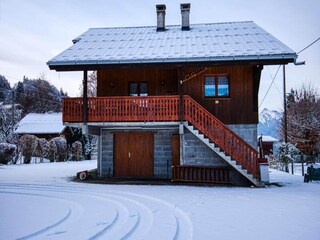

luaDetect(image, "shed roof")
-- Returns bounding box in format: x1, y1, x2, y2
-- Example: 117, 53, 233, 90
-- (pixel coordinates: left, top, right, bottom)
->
258, 135, 279, 142
48, 21, 297, 69
15, 113, 65, 135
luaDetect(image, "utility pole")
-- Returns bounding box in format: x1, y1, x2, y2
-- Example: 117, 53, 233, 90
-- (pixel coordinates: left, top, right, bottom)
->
283, 65, 294, 175
11, 90, 15, 131
283, 65, 287, 144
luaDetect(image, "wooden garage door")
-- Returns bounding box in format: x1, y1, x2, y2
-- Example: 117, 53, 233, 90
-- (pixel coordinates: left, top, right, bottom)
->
114, 132, 154, 177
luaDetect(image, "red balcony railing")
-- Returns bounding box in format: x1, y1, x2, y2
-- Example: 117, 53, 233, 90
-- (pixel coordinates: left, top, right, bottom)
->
63, 96, 180, 122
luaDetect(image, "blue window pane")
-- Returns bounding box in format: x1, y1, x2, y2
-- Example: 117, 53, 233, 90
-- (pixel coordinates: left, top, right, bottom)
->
204, 77, 216, 96
218, 76, 229, 96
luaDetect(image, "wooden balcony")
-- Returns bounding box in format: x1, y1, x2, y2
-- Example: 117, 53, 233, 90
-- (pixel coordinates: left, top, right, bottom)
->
62, 96, 180, 122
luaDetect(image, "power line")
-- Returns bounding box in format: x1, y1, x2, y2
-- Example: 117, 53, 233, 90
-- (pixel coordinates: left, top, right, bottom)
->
267, 66, 282, 95
298, 37, 320, 54
259, 36, 320, 108
259, 65, 281, 108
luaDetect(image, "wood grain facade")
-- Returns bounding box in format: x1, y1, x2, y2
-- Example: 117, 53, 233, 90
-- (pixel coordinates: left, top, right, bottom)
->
97, 65, 261, 124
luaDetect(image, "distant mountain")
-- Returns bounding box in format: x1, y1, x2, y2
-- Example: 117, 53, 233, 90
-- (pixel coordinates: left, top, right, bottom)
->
258, 108, 282, 139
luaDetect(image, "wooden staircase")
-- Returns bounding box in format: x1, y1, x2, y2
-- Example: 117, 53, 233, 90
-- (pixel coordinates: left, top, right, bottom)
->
183, 96, 263, 187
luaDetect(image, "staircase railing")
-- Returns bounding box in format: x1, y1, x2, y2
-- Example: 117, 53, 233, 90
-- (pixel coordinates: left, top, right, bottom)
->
184, 96, 260, 179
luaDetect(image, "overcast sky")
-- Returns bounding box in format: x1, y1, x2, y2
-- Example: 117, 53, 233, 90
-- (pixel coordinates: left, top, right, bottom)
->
1, 0, 319, 112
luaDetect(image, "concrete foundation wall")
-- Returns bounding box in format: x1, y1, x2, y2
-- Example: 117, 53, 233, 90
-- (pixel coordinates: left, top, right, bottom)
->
227, 124, 257, 149
182, 130, 228, 166
100, 130, 113, 177
154, 130, 178, 178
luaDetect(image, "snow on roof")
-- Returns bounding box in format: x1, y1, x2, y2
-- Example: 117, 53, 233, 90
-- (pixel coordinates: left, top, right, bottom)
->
15, 112, 65, 135
258, 135, 278, 142
48, 21, 297, 67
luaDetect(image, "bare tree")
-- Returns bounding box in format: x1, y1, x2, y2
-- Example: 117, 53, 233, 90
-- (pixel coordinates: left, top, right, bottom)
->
79, 71, 97, 97
281, 84, 320, 162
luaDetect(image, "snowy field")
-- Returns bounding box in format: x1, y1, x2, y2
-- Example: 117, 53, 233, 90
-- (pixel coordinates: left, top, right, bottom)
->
0, 161, 319, 240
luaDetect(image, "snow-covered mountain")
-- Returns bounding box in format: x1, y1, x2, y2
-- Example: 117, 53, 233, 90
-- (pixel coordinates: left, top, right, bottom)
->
258, 108, 282, 139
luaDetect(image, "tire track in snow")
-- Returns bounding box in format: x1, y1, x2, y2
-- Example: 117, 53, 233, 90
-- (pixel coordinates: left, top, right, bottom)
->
0, 183, 193, 240
0, 191, 73, 240
111, 191, 193, 240
0, 183, 152, 239
0, 184, 123, 239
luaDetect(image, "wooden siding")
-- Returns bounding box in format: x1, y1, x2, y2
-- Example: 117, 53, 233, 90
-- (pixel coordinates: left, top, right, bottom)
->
97, 65, 259, 124
183, 66, 258, 124
97, 68, 179, 97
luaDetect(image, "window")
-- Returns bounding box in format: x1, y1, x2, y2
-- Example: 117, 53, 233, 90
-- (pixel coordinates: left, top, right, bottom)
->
129, 82, 148, 96
204, 75, 229, 97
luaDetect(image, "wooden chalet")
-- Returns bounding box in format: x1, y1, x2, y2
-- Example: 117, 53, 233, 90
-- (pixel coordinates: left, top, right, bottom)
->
47, 4, 297, 186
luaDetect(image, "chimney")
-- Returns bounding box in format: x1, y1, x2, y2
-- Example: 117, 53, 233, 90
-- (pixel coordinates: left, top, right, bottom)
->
156, 4, 166, 31
180, 3, 191, 30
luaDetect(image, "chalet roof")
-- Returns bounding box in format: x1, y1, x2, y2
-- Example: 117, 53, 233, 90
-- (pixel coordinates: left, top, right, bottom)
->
47, 21, 297, 69
15, 112, 66, 135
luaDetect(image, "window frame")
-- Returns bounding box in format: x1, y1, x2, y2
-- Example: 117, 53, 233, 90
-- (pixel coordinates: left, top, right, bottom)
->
203, 74, 230, 98
129, 81, 148, 96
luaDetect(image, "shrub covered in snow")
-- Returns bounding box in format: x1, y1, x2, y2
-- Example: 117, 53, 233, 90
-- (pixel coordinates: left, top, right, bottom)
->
276, 142, 301, 172
43, 139, 58, 162
34, 138, 48, 162
71, 141, 82, 161
53, 137, 67, 161
0, 143, 17, 164
19, 134, 38, 164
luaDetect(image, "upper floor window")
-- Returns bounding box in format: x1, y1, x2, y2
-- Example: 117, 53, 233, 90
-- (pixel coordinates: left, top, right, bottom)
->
204, 75, 229, 97
129, 82, 148, 96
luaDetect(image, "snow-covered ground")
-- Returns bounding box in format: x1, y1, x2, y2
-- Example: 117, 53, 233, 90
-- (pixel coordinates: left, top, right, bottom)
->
0, 161, 319, 240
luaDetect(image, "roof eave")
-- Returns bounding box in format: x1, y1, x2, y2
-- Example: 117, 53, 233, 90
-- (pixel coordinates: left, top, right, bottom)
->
47, 54, 297, 71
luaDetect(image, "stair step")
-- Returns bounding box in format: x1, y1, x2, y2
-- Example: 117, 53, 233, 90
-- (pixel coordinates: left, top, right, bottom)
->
184, 121, 261, 187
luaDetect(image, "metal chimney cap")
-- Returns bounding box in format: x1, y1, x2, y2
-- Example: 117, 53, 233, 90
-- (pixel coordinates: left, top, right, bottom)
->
156, 4, 166, 11
180, 3, 191, 10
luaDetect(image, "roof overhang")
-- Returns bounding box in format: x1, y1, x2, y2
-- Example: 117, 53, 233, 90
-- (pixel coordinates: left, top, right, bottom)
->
48, 56, 296, 71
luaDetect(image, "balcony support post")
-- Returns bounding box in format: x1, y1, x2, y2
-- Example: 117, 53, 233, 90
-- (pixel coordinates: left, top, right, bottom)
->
178, 67, 184, 123
82, 70, 88, 135
178, 67, 185, 166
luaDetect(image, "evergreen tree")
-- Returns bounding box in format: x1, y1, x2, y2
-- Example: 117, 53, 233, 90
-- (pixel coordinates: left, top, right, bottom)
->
0, 75, 11, 103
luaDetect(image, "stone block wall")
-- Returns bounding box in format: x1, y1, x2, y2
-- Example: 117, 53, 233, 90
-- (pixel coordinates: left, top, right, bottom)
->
154, 130, 178, 178
182, 130, 228, 166
227, 124, 257, 149
100, 130, 113, 177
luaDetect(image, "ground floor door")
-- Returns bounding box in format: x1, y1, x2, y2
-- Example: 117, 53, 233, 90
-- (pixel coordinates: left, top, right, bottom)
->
114, 132, 154, 177
172, 134, 180, 166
